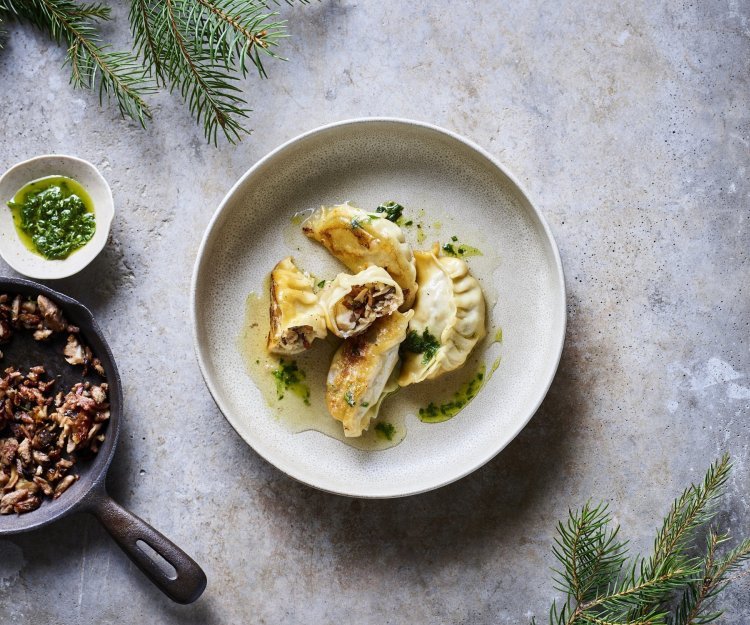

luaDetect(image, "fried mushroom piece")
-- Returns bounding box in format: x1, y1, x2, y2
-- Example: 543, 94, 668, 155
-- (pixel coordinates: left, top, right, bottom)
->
64, 334, 93, 366
0, 292, 90, 348
0, 366, 109, 515
37, 295, 67, 332
0, 292, 109, 515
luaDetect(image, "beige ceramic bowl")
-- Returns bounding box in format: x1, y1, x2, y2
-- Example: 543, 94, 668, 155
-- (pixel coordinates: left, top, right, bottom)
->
0, 155, 114, 279
192, 118, 566, 498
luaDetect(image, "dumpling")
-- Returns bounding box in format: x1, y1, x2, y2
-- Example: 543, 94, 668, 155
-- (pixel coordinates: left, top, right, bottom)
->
326, 310, 413, 437
398, 245, 486, 386
302, 202, 418, 309
267, 257, 327, 354
320, 266, 404, 338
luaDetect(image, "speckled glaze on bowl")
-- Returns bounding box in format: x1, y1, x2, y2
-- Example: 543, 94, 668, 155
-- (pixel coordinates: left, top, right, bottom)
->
0, 155, 114, 279
191, 118, 566, 498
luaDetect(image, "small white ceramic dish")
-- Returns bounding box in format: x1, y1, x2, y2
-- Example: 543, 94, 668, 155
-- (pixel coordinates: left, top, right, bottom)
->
0, 155, 114, 279
192, 118, 566, 498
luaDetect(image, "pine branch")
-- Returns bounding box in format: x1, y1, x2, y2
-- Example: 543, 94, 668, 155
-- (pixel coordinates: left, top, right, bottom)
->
715, 536, 750, 580
128, 0, 301, 143
645, 455, 731, 579
2, 0, 308, 143
193, 0, 288, 78
671, 532, 750, 625
3, 0, 153, 124
163, 0, 250, 143
626, 455, 733, 622
552, 502, 629, 604
534, 456, 748, 625
579, 566, 694, 621
577, 615, 656, 625
129, 0, 165, 83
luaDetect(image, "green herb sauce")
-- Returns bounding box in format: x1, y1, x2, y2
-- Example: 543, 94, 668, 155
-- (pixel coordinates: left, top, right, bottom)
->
7, 176, 96, 260
344, 389, 356, 406
375, 201, 404, 223
272, 359, 311, 405
442, 241, 483, 258
374, 422, 396, 440
351, 215, 373, 229
418, 365, 487, 423
402, 328, 440, 364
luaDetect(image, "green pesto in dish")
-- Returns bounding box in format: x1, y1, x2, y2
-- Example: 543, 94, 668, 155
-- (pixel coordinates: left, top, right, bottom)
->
441, 239, 482, 258
272, 359, 311, 405
375, 201, 404, 223
418, 364, 487, 423
415, 328, 503, 424
374, 421, 396, 440
7, 176, 96, 260
402, 327, 440, 364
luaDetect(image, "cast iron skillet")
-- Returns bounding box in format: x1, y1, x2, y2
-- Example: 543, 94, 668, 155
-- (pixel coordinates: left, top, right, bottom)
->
0, 277, 206, 604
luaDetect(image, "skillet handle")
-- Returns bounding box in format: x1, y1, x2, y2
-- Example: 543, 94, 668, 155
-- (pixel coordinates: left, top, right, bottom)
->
84, 488, 207, 604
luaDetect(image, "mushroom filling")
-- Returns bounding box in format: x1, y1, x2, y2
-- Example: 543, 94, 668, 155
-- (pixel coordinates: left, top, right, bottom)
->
278, 325, 316, 352
333, 284, 398, 334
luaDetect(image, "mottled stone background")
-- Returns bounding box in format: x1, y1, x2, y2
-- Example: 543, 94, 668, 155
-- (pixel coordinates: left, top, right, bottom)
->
0, 1, 748, 623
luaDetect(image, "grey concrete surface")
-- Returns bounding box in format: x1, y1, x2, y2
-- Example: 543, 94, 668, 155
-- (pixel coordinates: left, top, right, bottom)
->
0, 1, 748, 623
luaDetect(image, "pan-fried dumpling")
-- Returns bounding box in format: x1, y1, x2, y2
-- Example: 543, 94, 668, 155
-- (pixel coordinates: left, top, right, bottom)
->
267, 257, 327, 355
398, 245, 486, 386
326, 310, 413, 437
302, 202, 418, 309
320, 266, 404, 338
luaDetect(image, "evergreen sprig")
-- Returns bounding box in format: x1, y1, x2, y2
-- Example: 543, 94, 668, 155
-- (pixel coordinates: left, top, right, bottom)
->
534, 455, 749, 625
670, 532, 750, 625
0, 0, 304, 143
0, 0, 153, 124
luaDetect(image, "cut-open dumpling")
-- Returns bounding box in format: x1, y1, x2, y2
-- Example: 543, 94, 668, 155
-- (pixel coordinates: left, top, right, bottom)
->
302, 202, 418, 309
267, 257, 327, 355
326, 310, 413, 437
320, 266, 404, 338
398, 245, 486, 386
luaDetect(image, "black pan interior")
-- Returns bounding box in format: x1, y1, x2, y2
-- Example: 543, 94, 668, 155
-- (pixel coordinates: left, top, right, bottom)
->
0, 277, 122, 534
